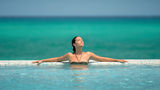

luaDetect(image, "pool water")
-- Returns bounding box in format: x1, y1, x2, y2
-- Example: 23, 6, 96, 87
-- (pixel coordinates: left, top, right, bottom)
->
0, 64, 160, 90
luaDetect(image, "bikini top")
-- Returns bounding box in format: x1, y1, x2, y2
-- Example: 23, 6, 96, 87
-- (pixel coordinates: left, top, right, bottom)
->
70, 62, 89, 65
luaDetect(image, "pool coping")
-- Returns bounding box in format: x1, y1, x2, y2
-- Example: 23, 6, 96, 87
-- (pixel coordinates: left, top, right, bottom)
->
0, 59, 160, 66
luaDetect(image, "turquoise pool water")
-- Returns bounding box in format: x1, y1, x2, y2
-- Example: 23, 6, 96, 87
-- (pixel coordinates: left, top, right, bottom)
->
0, 17, 160, 60
0, 63, 160, 90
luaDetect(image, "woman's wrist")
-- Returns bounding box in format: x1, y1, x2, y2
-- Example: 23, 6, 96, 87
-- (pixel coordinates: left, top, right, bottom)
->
119, 59, 127, 62
115, 59, 124, 62
116, 60, 121, 62
40, 60, 43, 63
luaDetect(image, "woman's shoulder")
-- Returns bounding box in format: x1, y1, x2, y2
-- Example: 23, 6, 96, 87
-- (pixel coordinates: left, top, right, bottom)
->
66, 52, 73, 55
84, 51, 95, 56
86, 51, 94, 54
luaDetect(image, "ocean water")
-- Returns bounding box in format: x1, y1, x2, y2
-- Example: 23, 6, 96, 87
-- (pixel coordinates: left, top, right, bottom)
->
0, 17, 160, 60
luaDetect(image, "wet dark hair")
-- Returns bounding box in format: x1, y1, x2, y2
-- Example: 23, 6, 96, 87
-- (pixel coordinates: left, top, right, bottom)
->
72, 36, 79, 54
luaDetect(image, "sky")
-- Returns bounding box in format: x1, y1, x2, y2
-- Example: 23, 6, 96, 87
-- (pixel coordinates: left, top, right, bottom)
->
0, 0, 160, 17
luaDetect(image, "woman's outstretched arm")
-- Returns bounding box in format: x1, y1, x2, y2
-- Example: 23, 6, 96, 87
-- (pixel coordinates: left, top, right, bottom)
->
88, 52, 128, 63
32, 53, 71, 65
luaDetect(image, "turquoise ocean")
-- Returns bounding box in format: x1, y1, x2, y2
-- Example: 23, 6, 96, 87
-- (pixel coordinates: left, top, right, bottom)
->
0, 17, 160, 60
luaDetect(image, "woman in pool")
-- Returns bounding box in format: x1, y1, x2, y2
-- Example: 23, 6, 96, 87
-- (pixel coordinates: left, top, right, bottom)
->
32, 36, 128, 65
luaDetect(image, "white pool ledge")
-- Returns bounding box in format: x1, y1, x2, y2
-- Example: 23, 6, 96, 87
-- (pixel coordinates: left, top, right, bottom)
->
0, 59, 160, 66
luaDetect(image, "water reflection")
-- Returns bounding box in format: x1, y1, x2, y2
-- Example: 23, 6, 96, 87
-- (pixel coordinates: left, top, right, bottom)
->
70, 64, 88, 70
70, 64, 89, 90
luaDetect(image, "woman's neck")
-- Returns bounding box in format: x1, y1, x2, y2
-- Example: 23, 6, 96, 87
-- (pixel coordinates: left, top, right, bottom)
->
75, 47, 82, 55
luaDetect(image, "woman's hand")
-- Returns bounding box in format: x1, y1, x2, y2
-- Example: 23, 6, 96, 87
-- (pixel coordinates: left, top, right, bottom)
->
32, 60, 43, 65
119, 60, 128, 63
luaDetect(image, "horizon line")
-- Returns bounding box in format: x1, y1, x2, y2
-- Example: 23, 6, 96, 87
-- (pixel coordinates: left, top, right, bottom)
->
0, 16, 160, 18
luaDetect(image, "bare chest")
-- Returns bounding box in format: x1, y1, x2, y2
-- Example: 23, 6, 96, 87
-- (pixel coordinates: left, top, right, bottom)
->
68, 53, 90, 63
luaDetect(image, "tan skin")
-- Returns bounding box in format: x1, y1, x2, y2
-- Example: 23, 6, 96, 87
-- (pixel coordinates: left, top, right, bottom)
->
32, 37, 128, 65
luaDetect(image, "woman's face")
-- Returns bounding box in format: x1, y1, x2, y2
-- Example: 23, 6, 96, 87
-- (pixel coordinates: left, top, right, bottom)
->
74, 37, 84, 47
